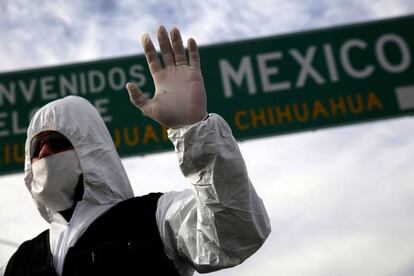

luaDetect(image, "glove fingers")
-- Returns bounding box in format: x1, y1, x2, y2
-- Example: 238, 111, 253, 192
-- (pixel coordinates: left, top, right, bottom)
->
170, 28, 188, 66
188, 38, 200, 69
142, 33, 162, 75
158, 26, 175, 67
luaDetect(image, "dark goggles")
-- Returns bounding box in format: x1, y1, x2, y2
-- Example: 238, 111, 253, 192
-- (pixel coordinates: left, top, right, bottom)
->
30, 131, 73, 159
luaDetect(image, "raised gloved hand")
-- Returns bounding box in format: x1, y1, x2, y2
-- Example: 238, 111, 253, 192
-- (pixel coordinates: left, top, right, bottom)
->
126, 26, 208, 129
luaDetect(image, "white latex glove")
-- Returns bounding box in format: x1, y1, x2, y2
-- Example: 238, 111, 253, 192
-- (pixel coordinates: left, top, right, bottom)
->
126, 26, 208, 129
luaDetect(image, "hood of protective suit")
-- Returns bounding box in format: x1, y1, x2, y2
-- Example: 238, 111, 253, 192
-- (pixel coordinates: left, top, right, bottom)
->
24, 96, 134, 223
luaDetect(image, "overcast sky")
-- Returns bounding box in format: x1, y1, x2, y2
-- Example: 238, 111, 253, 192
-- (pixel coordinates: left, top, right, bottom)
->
1, 1, 414, 275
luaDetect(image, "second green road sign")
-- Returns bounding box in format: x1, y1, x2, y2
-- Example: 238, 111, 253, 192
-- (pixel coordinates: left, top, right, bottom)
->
1, 15, 414, 175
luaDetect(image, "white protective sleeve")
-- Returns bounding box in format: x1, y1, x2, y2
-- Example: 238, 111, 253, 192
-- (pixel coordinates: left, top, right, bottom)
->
156, 114, 271, 275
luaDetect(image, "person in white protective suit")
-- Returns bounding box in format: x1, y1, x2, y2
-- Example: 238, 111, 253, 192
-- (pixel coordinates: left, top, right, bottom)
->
2, 26, 271, 276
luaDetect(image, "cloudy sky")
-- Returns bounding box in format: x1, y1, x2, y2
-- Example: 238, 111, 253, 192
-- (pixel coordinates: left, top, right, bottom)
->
1, 1, 414, 275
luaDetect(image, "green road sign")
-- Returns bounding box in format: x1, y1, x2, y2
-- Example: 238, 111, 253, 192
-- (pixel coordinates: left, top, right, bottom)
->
1, 15, 414, 175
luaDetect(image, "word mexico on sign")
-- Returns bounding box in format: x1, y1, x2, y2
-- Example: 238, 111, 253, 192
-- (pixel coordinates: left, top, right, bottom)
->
1, 16, 414, 175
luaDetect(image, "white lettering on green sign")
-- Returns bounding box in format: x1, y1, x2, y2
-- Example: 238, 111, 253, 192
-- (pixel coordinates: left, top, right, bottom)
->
0, 64, 146, 107
220, 33, 412, 98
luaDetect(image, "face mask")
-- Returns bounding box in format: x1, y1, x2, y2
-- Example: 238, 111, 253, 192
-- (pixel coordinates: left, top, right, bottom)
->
31, 150, 82, 212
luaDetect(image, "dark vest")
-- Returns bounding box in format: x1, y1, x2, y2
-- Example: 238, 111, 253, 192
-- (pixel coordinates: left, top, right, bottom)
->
5, 193, 181, 276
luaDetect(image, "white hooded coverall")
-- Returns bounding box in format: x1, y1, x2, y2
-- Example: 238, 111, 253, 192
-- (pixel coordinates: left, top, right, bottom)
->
1, 96, 271, 276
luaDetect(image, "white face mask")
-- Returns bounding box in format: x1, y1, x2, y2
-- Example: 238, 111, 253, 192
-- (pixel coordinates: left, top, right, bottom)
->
31, 150, 82, 212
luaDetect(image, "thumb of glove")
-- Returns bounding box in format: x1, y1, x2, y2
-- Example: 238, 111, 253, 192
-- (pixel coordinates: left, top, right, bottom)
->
126, 82, 150, 112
